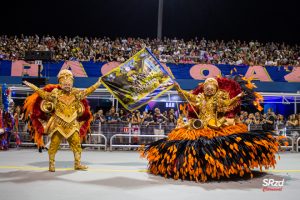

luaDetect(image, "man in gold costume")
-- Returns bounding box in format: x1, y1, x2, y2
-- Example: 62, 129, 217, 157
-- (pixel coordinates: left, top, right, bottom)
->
174, 78, 243, 129
23, 69, 101, 172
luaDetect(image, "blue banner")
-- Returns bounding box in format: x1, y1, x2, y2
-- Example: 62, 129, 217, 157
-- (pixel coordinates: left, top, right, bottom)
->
0, 60, 300, 92
0, 60, 298, 82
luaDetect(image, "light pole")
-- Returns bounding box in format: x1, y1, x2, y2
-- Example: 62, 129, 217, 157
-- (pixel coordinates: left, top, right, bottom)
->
157, 0, 164, 39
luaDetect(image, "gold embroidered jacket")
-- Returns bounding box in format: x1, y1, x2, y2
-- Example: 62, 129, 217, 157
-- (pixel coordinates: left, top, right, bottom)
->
30, 81, 101, 138
179, 89, 240, 128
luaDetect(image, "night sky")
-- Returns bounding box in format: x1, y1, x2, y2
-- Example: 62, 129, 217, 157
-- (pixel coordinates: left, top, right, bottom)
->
1, 0, 299, 43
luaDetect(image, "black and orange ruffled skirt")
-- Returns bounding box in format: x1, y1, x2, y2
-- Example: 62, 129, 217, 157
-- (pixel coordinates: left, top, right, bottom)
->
140, 123, 280, 182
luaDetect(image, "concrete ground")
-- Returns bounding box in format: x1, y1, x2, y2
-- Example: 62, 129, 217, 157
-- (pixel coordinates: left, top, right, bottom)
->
0, 149, 300, 200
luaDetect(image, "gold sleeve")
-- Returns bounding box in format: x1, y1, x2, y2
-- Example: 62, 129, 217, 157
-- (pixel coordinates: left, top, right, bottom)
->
25, 81, 51, 100
178, 89, 197, 103
217, 91, 240, 113
37, 89, 53, 100
80, 78, 102, 99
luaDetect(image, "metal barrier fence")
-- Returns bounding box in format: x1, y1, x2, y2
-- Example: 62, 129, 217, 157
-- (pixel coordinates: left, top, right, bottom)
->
6, 121, 300, 152
248, 124, 300, 136
109, 134, 168, 151
285, 126, 300, 152
9, 122, 174, 151
297, 137, 300, 152
247, 124, 299, 151
276, 136, 294, 151
285, 127, 300, 136
10, 122, 107, 150
248, 124, 263, 131
100, 123, 174, 151
56, 133, 107, 151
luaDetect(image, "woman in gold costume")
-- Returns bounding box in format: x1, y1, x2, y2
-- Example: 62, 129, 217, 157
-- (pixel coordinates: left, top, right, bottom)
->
141, 76, 280, 182
23, 69, 102, 172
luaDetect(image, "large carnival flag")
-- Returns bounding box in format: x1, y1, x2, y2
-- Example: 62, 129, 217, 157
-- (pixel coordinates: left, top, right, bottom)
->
101, 48, 175, 111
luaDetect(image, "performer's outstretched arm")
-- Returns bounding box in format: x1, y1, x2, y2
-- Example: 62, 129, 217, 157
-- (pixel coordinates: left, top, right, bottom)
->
225, 92, 244, 107
173, 82, 197, 103
217, 92, 244, 112
80, 77, 102, 98
23, 80, 51, 100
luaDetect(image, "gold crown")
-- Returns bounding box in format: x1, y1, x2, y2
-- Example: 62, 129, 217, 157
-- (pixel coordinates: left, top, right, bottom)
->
57, 69, 74, 82
204, 78, 218, 87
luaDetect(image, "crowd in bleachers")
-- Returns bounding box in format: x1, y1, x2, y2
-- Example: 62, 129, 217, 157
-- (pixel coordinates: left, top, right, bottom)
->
1, 35, 299, 66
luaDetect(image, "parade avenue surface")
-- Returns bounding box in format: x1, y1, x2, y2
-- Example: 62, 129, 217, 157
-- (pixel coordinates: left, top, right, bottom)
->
0, 149, 300, 200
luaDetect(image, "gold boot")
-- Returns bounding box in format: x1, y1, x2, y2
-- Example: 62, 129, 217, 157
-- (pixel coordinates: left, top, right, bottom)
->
49, 154, 55, 172
74, 152, 88, 170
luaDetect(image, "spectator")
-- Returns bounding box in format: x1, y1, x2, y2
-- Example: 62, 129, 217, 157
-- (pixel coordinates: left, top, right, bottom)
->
130, 110, 141, 125
131, 110, 141, 145
119, 109, 128, 123
254, 112, 262, 125
286, 114, 299, 140
262, 108, 276, 131
286, 114, 298, 127
166, 114, 177, 126
106, 107, 119, 123
153, 108, 167, 124
142, 112, 155, 126
168, 108, 177, 119
94, 109, 106, 123
276, 114, 286, 130
245, 113, 256, 125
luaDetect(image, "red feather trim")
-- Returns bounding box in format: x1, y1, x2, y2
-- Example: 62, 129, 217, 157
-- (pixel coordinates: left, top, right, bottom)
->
23, 84, 60, 147
78, 99, 93, 141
